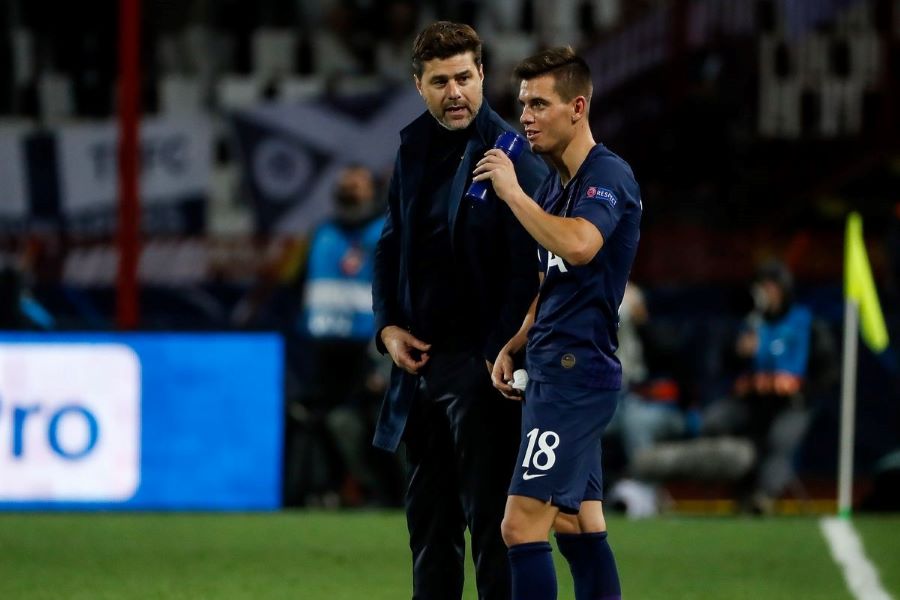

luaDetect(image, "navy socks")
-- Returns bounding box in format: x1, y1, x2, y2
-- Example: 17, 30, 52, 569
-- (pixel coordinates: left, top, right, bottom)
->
508, 541, 557, 600
509, 533, 622, 599
555, 531, 621, 600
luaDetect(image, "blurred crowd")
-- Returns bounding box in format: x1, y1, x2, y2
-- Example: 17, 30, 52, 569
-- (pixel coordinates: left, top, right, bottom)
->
0, 0, 639, 119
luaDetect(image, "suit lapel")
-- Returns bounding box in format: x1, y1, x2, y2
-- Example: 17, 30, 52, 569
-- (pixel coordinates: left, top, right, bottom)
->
398, 106, 492, 248
448, 135, 483, 241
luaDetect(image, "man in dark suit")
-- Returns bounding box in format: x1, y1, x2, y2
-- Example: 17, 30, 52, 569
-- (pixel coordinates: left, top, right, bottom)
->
372, 21, 548, 600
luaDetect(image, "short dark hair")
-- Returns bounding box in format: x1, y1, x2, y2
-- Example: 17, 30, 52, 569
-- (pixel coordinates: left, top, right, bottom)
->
412, 21, 482, 78
514, 46, 593, 103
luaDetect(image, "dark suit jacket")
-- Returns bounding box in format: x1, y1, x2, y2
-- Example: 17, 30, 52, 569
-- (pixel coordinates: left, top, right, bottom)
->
372, 101, 549, 451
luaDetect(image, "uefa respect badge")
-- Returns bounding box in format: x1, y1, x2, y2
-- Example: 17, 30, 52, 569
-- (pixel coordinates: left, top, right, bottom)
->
0, 344, 141, 502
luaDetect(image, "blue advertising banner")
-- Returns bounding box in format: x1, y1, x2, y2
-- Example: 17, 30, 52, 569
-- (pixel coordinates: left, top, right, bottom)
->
0, 333, 283, 511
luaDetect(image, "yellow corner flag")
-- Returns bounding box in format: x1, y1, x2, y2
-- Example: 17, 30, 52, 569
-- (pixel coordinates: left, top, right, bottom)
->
845, 212, 889, 353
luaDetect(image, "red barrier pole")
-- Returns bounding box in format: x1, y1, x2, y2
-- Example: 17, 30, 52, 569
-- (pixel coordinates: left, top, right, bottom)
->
116, 0, 141, 329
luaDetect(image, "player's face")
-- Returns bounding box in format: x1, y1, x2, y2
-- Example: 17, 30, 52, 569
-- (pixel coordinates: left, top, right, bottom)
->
415, 52, 484, 130
519, 75, 575, 156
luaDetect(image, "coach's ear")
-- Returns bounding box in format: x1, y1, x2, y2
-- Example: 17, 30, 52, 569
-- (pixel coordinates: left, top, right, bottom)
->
571, 96, 588, 123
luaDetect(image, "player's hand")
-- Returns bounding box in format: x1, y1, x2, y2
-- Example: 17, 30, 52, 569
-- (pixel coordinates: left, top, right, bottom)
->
473, 149, 523, 203
491, 349, 521, 400
381, 326, 431, 375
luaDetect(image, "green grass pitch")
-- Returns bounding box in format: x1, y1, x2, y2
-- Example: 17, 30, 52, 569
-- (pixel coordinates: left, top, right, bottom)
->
1, 512, 898, 599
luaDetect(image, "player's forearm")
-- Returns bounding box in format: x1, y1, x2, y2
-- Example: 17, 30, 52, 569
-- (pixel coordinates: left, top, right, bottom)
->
504, 190, 601, 265
504, 294, 538, 354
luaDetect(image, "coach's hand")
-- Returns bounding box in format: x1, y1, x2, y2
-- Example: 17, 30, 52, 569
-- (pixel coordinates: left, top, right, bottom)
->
381, 326, 431, 375
473, 149, 523, 203
491, 348, 521, 401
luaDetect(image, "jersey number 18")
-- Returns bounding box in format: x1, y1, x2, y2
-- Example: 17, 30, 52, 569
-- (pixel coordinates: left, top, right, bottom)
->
522, 428, 560, 471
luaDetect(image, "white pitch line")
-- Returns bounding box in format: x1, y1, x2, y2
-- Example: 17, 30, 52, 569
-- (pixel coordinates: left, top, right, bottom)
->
820, 517, 894, 600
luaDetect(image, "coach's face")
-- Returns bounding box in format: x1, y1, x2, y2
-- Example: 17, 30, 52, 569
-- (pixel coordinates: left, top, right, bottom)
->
415, 52, 483, 130
519, 74, 574, 156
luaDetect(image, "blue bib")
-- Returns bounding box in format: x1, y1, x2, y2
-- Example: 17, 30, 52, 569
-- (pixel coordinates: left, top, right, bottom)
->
301, 216, 385, 341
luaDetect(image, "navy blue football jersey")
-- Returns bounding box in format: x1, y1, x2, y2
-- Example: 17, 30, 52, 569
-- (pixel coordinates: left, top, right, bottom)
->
525, 143, 642, 389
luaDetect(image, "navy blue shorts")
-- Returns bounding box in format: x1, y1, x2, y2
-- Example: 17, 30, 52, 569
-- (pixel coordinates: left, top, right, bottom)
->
507, 380, 618, 514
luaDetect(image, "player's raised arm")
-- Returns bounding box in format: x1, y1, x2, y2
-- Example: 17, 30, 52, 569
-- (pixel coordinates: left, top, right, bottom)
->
471, 162, 604, 265
472, 55, 606, 266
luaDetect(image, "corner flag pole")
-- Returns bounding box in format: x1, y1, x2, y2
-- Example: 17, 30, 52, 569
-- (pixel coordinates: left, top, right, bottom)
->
838, 212, 890, 518
116, 0, 141, 329
837, 298, 858, 519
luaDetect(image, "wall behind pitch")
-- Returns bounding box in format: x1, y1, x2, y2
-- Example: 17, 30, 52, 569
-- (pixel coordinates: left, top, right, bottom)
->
0, 333, 283, 510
